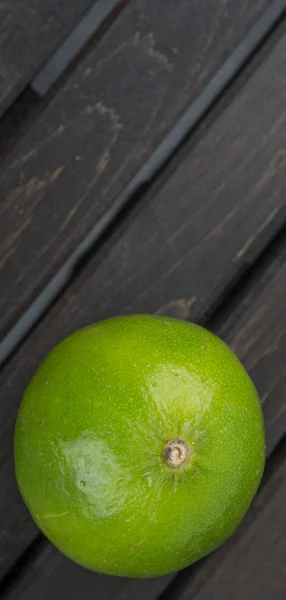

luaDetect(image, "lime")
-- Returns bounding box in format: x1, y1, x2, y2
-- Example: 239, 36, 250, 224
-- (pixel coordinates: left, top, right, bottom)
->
14, 315, 265, 577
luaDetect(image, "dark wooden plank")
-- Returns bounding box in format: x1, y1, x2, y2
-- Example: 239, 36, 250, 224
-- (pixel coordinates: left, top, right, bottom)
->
0, 23, 286, 583
3, 237, 286, 600
4, 545, 172, 600
0, 0, 97, 117
0, 0, 272, 339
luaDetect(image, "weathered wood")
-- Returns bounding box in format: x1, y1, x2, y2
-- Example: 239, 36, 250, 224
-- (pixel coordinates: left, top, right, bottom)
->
1, 23, 286, 583
0, 0, 272, 339
4, 544, 172, 600
0, 0, 96, 117
3, 221, 286, 600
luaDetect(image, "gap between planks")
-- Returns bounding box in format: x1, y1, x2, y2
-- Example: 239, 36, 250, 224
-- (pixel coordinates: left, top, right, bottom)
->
1, 0, 286, 366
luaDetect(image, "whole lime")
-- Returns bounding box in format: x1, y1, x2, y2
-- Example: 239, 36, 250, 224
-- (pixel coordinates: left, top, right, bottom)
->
15, 315, 265, 577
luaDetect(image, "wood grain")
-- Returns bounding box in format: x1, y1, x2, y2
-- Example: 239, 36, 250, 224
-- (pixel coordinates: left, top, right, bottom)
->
0, 0, 271, 339
0, 0, 96, 117
3, 218, 286, 600
1, 24, 286, 583
4, 544, 172, 600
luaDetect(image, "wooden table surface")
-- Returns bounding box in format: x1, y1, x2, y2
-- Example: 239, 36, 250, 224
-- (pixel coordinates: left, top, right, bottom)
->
1, 1, 286, 599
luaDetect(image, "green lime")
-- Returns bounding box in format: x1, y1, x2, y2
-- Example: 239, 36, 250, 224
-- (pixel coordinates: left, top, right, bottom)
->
15, 315, 265, 577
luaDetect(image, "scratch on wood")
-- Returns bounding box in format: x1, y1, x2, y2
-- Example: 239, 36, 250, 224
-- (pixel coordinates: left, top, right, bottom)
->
134, 32, 140, 45
261, 373, 284, 406
201, 0, 227, 57
12, 148, 37, 168
268, 112, 286, 137
49, 124, 66, 139
11, 125, 66, 170
0, 216, 31, 268
204, 204, 239, 242
235, 206, 280, 261
156, 297, 196, 319
85, 101, 123, 134
142, 94, 165, 138
247, 327, 286, 372
270, 401, 286, 424
145, 33, 173, 72
50, 166, 65, 182
1, 166, 64, 215
230, 304, 267, 355
102, 92, 164, 198
270, 148, 286, 170
96, 151, 109, 175
96, 101, 123, 133
249, 156, 283, 198
233, 335, 257, 356
103, 155, 133, 196
59, 104, 122, 229
95, 38, 133, 71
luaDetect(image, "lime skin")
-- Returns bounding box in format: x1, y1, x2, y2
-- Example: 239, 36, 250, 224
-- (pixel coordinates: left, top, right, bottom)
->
14, 315, 265, 578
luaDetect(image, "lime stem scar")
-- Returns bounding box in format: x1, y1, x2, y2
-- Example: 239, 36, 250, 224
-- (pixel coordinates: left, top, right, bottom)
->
164, 438, 190, 467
